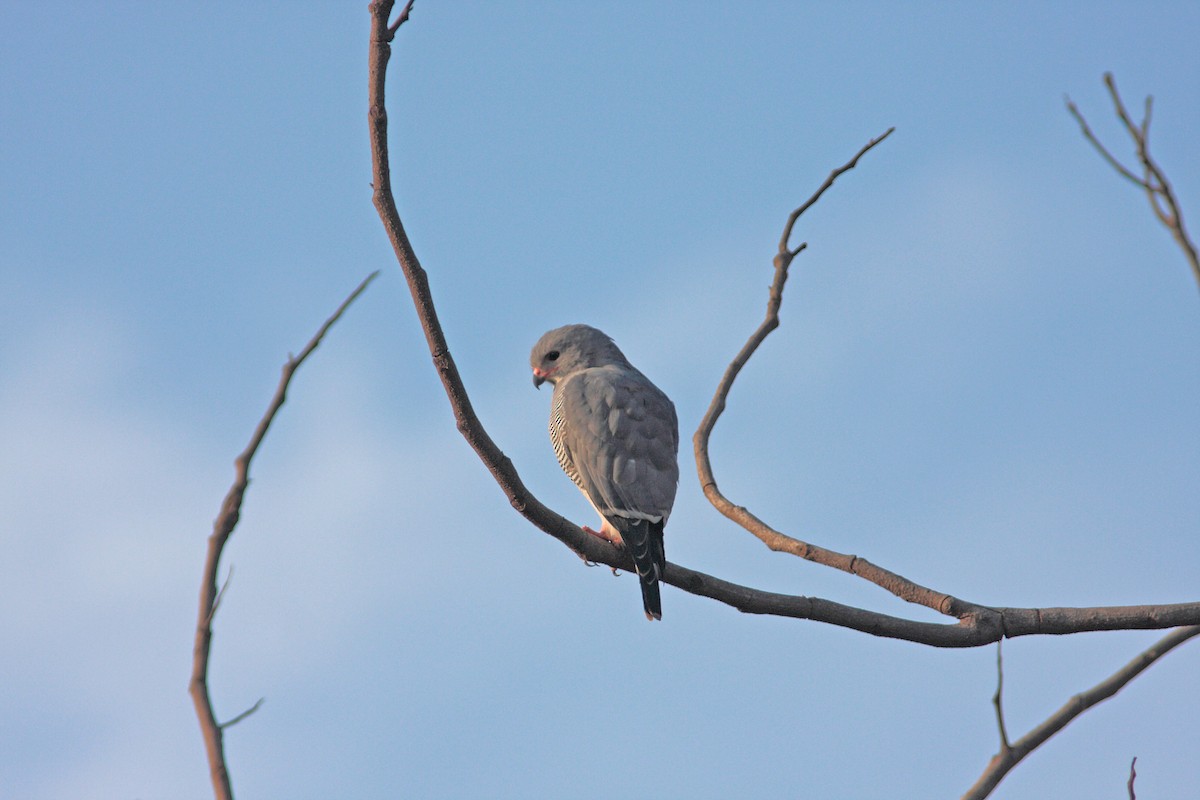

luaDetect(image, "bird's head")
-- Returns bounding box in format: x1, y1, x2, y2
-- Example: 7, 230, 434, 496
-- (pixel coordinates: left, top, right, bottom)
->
530, 324, 627, 389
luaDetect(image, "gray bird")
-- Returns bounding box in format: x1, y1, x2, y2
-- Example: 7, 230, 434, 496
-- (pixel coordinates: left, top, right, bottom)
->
530, 324, 679, 620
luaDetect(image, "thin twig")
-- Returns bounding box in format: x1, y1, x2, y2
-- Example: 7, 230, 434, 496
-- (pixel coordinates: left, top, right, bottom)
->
961, 626, 1200, 800
1066, 73, 1200, 291
206, 566, 234, 627
779, 128, 895, 257
220, 698, 266, 730
1127, 756, 1137, 800
992, 640, 1010, 753
388, 0, 414, 36
189, 271, 378, 800
1064, 97, 1146, 188
366, 4, 1200, 644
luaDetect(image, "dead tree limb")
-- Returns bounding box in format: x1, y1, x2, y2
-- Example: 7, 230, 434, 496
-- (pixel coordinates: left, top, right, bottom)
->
1066, 73, 1200, 291
367, 1, 1200, 644
961, 626, 1200, 800
189, 271, 377, 800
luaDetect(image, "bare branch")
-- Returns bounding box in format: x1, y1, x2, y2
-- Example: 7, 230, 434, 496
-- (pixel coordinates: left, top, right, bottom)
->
368, 0, 603, 565
1127, 756, 1138, 800
1067, 73, 1200, 291
668, 567, 1200, 646
689, 127, 998, 621
206, 566, 234, 627
368, 6, 1200, 644
1064, 96, 1147, 189
388, 0, 414, 36
962, 626, 1200, 800
992, 641, 1011, 753
778, 128, 895, 257
189, 271, 378, 800
220, 698, 265, 731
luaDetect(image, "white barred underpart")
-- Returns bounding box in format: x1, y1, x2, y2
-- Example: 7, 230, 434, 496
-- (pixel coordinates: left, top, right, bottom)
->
549, 389, 583, 490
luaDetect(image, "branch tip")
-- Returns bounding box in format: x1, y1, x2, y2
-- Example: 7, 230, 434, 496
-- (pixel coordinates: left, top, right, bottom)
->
220, 697, 265, 730
1068, 72, 1200, 291
389, 0, 415, 35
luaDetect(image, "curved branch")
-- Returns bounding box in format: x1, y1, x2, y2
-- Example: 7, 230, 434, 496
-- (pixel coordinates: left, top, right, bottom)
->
189, 271, 377, 800
962, 626, 1200, 800
368, 4, 1200, 644
689, 132, 1033, 629
690, 127, 1000, 622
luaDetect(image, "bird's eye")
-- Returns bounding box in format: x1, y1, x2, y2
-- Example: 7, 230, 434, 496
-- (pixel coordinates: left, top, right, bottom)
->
546, 350, 560, 362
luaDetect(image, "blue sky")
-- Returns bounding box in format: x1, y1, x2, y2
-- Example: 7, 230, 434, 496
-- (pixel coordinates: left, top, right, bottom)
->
2, 2, 1199, 798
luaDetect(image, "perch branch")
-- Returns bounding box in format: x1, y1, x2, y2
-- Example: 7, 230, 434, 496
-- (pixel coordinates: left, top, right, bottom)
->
961, 626, 1200, 800
367, 2, 1200, 644
189, 271, 377, 800
1066, 73, 1200, 290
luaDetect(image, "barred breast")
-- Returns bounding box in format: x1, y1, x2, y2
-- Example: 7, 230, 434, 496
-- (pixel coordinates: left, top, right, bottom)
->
549, 387, 585, 491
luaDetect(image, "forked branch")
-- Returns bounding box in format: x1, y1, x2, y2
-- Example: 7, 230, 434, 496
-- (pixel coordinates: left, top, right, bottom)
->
189, 271, 377, 800
1066, 73, 1200, 291
962, 626, 1200, 800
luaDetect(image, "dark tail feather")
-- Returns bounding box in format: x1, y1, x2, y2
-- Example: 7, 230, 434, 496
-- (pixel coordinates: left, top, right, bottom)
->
641, 577, 662, 621
620, 518, 666, 621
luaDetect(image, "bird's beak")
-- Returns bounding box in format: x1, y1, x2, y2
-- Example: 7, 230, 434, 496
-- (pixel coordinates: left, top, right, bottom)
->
532, 370, 546, 389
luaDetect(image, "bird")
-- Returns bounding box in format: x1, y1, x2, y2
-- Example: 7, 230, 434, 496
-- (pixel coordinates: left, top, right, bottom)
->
530, 324, 679, 620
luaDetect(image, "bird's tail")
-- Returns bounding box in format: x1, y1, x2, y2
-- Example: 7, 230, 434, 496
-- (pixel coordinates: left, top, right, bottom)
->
618, 517, 666, 621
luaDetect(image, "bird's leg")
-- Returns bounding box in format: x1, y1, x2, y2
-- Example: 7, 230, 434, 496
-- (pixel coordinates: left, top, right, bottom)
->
580, 521, 625, 576
581, 525, 616, 543
582, 519, 625, 547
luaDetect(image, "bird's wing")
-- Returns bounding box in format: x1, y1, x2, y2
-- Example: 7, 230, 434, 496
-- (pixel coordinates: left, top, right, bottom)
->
554, 364, 679, 523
